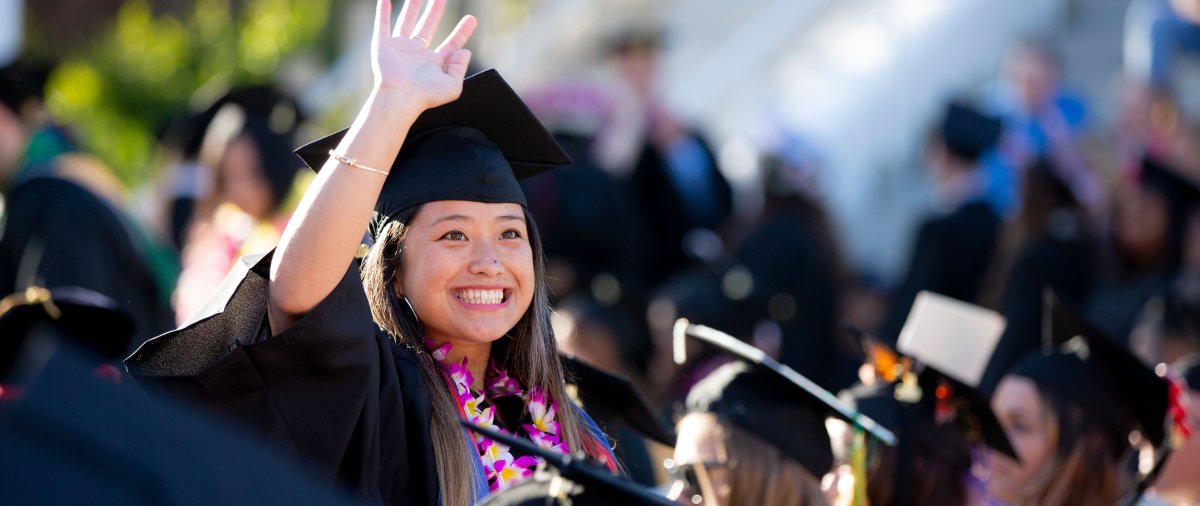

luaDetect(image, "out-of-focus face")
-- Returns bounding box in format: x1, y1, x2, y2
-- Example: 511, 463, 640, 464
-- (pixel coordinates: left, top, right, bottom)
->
0, 104, 28, 183
1116, 185, 1171, 268
397, 200, 535, 349
218, 134, 273, 220
989, 375, 1054, 502
1172, 0, 1200, 24
671, 413, 731, 506
1007, 47, 1058, 112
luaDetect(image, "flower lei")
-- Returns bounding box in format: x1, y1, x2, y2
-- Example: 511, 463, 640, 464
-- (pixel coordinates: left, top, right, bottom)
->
426, 339, 570, 492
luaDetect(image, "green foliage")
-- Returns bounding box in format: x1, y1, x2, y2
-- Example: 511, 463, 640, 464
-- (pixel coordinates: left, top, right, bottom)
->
40, 0, 332, 187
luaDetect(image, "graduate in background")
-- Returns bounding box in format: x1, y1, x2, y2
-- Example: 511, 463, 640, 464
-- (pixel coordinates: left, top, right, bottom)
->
989, 294, 1175, 505
669, 320, 895, 506
0, 59, 175, 351
880, 101, 1004, 345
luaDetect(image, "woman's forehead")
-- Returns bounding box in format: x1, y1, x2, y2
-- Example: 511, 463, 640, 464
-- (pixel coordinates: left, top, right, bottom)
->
413, 200, 526, 224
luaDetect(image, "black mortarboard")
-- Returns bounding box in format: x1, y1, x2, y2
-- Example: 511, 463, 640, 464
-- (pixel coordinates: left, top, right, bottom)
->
843, 331, 1018, 460
672, 319, 895, 478
560, 354, 675, 447
0, 286, 134, 377
293, 69, 571, 241
464, 421, 675, 506
939, 100, 1002, 163
1010, 292, 1171, 449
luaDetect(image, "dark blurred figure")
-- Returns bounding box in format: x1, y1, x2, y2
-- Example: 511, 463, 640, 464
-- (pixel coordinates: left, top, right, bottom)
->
556, 295, 661, 487
733, 133, 855, 391
1087, 156, 1200, 345
880, 101, 1004, 344
520, 82, 649, 306
612, 29, 734, 286
0, 286, 355, 505
0, 59, 174, 351
980, 158, 1097, 393
171, 85, 305, 323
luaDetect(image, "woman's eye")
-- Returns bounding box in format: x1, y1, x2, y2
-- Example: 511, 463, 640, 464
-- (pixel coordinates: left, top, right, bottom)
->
441, 231, 467, 241
501, 229, 523, 240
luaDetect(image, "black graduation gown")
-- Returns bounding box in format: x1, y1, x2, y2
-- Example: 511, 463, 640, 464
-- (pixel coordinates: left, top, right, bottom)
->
626, 131, 733, 285
125, 252, 439, 506
735, 207, 851, 391
881, 200, 1002, 344
0, 176, 173, 350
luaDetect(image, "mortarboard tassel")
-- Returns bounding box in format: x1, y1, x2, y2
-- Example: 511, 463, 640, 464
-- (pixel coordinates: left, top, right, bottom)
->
851, 428, 868, 506
1165, 374, 1192, 444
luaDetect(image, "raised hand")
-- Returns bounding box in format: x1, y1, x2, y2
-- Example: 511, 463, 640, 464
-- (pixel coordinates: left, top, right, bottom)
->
372, 0, 477, 110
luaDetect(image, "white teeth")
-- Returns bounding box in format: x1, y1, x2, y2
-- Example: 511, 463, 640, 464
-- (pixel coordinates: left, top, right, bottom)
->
456, 289, 504, 305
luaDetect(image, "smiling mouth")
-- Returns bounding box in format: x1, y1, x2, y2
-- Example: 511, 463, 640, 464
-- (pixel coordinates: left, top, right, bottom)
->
453, 289, 508, 305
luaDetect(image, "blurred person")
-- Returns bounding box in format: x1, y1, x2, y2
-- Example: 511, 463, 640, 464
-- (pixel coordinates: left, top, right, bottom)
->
980, 158, 1097, 392
126, 2, 626, 504
667, 322, 895, 506
0, 285, 357, 505
0, 58, 174, 351
879, 101, 1003, 345
1088, 156, 1200, 345
1125, 0, 1200, 90
732, 129, 855, 391
611, 29, 734, 286
171, 86, 305, 323
520, 81, 650, 306
989, 296, 1172, 505
984, 38, 1101, 219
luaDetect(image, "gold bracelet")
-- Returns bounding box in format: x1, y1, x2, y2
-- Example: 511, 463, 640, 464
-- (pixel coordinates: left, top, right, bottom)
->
328, 150, 389, 176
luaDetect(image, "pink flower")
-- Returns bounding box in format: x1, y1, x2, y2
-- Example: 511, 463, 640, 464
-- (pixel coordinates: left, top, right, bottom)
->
493, 456, 539, 490
447, 359, 475, 392
526, 386, 560, 435
479, 437, 514, 469
424, 339, 452, 363
486, 362, 523, 397
525, 426, 569, 454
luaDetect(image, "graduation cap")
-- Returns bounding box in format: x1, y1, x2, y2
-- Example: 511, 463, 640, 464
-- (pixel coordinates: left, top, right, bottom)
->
672, 319, 896, 478
0, 286, 135, 377
463, 421, 675, 506
1009, 291, 1172, 449
840, 342, 1017, 462
293, 69, 571, 241
938, 100, 1002, 163
559, 354, 675, 447
0, 59, 51, 114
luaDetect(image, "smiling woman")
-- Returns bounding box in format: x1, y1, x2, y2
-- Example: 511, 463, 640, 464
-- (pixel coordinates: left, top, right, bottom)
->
125, 1, 620, 505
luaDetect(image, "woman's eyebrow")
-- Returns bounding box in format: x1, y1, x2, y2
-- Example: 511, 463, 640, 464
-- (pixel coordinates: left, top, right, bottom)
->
496, 215, 526, 223
431, 214, 473, 226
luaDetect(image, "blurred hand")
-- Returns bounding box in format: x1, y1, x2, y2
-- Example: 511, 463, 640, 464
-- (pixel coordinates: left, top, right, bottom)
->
371, 0, 477, 110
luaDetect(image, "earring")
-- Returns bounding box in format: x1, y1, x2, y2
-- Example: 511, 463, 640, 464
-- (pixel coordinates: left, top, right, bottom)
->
401, 295, 420, 324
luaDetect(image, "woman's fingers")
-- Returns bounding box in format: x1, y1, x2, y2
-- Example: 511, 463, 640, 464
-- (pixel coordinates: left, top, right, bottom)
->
412, 0, 445, 46
375, 0, 393, 42
393, 0, 423, 39
444, 49, 472, 79
435, 15, 477, 56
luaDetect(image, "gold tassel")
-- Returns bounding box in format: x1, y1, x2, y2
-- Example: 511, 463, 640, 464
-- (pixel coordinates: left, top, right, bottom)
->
851, 428, 868, 506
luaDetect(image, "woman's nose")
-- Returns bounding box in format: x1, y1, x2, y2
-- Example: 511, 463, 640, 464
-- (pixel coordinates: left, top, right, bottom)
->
469, 242, 504, 276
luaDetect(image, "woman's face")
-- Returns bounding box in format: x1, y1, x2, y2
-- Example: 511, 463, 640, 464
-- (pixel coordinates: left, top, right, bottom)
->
671, 414, 731, 506
397, 200, 535, 348
219, 135, 274, 220
989, 375, 1054, 501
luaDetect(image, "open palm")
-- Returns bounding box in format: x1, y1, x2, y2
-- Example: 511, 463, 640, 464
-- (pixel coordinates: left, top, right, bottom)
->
372, 0, 477, 110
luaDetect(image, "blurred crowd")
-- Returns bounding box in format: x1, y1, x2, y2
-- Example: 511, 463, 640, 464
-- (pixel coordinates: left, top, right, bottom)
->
5, 0, 1200, 504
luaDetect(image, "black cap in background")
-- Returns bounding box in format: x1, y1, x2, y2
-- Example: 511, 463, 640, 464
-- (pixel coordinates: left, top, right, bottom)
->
1010, 291, 1171, 449
672, 319, 895, 478
560, 354, 675, 447
939, 100, 1002, 163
